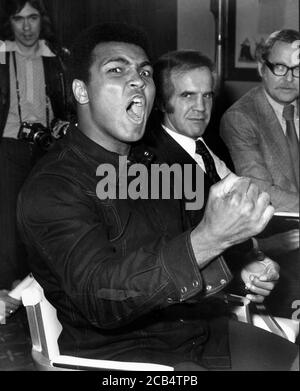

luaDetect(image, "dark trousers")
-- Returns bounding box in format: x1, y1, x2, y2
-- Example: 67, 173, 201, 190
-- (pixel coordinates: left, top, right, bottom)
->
0, 138, 33, 289
176, 320, 299, 371
106, 319, 299, 371
265, 249, 300, 319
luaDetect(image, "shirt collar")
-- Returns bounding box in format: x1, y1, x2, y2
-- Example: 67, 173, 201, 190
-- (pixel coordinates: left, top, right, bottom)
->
162, 124, 205, 158
4, 40, 55, 58
66, 124, 123, 167
264, 89, 299, 120
66, 124, 154, 168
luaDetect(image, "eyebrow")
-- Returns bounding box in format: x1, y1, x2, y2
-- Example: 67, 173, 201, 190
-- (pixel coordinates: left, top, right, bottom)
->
180, 90, 195, 95
12, 13, 40, 19
179, 89, 213, 96
272, 61, 299, 67
103, 57, 152, 68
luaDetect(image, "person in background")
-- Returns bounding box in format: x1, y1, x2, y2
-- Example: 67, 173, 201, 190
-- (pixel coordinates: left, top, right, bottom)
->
220, 30, 299, 317
220, 29, 299, 214
145, 49, 287, 271
17, 24, 298, 370
0, 0, 69, 317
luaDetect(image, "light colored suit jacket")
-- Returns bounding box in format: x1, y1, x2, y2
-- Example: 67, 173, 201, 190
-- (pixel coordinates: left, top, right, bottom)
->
220, 86, 299, 213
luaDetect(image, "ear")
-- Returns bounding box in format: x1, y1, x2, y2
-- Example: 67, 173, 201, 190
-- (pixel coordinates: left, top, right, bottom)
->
157, 101, 166, 113
72, 79, 89, 105
257, 62, 264, 78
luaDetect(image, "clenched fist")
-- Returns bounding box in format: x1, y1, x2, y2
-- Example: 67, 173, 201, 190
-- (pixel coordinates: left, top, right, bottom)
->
191, 173, 274, 267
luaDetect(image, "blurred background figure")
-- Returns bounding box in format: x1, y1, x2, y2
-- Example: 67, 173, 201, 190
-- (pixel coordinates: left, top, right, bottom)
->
0, 0, 69, 316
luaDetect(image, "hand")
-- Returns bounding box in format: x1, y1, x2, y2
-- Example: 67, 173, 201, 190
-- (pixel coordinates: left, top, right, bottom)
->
195, 174, 274, 253
241, 257, 280, 303
258, 229, 299, 256
0, 290, 21, 318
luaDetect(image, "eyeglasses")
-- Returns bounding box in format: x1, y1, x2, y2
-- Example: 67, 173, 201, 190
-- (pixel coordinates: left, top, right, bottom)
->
264, 59, 299, 78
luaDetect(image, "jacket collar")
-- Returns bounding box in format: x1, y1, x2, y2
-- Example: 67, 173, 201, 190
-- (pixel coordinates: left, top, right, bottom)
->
145, 124, 200, 167
65, 124, 154, 168
4, 40, 55, 58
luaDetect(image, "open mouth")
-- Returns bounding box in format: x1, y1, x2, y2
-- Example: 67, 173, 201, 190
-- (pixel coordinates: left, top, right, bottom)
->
126, 95, 146, 124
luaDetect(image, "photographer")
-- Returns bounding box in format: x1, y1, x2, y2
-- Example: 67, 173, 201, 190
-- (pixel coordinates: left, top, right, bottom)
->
0, 0, 69, 314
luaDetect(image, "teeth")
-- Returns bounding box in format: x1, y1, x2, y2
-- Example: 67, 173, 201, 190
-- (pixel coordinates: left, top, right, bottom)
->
127, 96, 145, 121
132, 98, 143, 105
131, 103, 143, 118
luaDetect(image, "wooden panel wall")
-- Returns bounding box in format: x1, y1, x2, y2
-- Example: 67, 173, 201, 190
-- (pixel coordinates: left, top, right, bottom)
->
47, 0, 177, 61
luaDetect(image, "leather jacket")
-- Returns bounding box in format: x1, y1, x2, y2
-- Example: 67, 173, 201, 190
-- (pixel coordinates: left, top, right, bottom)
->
17, 125, 233, 368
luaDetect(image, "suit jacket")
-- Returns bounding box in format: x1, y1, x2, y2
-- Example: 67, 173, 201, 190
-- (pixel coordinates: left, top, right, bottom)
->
144, 125, 253, 280
220, 86, 299, 213
144, 124, 212, 227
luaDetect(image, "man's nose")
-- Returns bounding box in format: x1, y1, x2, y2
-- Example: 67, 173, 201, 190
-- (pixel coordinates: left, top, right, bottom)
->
193, 95, 205, 111
23, 17, 30, 31
129, 71, 145, 89
285, 69, 294, 82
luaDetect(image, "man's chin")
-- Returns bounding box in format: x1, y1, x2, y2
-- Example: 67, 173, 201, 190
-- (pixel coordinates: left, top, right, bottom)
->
19, 38, 39, 48
190, 126, 206, 139
277, 93, 298, 104
125, 118, 148, 140
122, 126, 145, 144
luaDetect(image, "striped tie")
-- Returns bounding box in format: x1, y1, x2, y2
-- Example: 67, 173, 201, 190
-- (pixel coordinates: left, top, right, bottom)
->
283, 104, 299, 188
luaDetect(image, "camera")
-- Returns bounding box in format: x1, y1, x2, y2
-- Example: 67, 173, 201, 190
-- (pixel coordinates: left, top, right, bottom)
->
17, 119, 70, 151
18, 122, 53, 151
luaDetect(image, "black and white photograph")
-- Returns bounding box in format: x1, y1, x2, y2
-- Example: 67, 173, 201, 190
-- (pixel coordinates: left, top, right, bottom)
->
0, 0, 299, 381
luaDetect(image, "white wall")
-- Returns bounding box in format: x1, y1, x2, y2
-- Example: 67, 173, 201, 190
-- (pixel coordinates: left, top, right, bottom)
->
177, 0, 215, 61
177, 0, 299, 102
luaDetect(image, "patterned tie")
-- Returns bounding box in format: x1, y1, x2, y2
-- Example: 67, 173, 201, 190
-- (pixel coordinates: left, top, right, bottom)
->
195, 139, 221, 184
283, 104, 299, 188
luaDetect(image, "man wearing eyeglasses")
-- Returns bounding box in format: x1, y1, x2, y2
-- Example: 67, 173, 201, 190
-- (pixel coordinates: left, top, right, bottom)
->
220, 30, 299, 319
220, 29, 299, 213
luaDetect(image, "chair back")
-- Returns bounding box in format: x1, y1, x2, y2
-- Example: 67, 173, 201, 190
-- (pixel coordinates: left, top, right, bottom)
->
21, 279, 62, 366
21, 278, 174, 371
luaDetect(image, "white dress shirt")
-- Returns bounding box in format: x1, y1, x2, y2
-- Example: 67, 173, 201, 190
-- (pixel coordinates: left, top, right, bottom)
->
162, 124, 232, 179
264, 90, 299, 140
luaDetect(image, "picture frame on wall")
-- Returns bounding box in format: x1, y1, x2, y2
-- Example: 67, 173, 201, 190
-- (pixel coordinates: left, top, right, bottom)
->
225, 0, 299, 81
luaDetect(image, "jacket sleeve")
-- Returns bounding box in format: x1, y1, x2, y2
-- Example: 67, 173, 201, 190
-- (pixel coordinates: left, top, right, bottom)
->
18, 172, 229, 329
220, 110, 299, 212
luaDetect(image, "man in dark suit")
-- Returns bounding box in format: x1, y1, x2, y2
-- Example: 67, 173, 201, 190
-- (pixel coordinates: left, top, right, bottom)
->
220, 30, 299, 318
143, 48, 298, 342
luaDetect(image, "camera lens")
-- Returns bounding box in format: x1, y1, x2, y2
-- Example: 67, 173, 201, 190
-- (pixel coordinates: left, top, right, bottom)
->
34, 131, 53, 151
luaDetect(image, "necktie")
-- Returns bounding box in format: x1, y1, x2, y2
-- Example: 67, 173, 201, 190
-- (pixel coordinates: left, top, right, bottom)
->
195, 139, 221, 184
283, 105, 299, 188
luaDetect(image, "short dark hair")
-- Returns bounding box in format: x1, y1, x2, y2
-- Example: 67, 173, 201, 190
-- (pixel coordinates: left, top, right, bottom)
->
256, 29, 300, 63
153, 50, 216, 113
0, 0, 55, 42
68, 22, 152, 85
